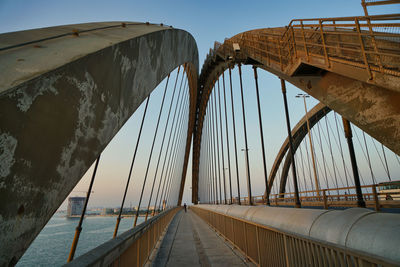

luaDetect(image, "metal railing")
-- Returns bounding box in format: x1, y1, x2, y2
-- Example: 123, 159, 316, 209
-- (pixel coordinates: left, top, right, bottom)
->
191, 206, 399, 267
213, 184, 400, 210
217, 13, 400, 82
65, 207, 180, 267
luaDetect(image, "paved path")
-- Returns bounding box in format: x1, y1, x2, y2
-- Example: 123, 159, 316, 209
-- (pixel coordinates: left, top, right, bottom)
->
150, 209, 254, 267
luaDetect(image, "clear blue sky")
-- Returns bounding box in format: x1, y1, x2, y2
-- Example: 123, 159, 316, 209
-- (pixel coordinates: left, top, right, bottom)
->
0, 1, 398, 208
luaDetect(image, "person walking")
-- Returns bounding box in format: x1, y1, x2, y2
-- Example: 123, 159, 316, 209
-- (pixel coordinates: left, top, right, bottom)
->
184, 203, 187, 213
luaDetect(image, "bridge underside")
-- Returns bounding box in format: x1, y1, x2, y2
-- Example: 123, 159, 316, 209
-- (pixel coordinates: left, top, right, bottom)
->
0, 22, 198, 266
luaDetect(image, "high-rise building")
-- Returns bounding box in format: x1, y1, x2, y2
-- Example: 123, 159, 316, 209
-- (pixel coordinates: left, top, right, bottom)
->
67, 197, 86, 217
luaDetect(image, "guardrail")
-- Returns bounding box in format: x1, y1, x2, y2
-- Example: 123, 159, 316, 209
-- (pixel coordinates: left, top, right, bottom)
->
213, 13, 400, 88
191, 205, 399, 267
65, 207, 180, 267
211, 183, 400, 211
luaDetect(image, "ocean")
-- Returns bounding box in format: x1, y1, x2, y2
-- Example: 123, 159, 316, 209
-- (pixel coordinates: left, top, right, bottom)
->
16, 212, 145, 266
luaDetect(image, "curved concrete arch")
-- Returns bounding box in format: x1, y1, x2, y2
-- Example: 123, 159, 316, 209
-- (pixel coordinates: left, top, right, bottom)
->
0, 22, 198, 265
193, 25, 400, 203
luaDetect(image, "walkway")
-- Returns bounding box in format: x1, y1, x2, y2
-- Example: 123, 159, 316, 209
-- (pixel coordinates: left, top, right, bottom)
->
149, 209, 254, 267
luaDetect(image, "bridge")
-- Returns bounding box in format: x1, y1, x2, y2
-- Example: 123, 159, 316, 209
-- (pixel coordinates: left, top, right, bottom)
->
0, 1, 400, 266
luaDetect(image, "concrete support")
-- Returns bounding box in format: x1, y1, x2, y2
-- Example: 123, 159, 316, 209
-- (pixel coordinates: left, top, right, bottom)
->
0, 22, 198, 266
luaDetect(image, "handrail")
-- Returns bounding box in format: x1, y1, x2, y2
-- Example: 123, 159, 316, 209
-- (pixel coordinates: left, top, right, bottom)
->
211, 183, 400, 210
191, 205, 400, 266
64, 207, 180, 267
204, 12, 400, 87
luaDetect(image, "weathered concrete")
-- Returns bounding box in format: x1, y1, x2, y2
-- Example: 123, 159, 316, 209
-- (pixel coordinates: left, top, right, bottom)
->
0, 22, 198, 266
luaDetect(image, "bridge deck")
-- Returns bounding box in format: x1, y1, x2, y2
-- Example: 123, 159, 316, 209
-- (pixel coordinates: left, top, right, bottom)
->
149, 209, 254, 267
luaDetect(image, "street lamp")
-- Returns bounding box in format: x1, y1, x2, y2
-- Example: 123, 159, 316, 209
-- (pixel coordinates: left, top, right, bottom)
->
296, 93, 320, 197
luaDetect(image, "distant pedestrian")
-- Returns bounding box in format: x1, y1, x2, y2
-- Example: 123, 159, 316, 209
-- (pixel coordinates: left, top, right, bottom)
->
184, 203, 187, 213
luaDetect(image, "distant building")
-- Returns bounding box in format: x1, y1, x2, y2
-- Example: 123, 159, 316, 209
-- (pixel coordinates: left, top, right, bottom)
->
67, 197, 86, 217
101, 208, 114, 215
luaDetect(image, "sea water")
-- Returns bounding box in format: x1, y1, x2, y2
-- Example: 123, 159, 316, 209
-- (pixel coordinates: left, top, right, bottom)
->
17, 212, 144, 266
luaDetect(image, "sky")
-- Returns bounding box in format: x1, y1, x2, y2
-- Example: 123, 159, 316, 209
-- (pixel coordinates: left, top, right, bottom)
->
0, 0, 398, 209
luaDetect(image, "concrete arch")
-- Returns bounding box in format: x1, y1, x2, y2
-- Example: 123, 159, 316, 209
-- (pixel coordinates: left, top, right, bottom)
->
0, 22, 198, 265
193, 24, 400, 203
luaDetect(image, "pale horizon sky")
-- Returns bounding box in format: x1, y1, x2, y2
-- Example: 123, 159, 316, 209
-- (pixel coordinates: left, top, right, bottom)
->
0, 1, 398, 210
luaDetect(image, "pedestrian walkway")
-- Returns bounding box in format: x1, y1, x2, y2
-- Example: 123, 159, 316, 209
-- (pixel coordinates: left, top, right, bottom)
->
149, 209, 254, 267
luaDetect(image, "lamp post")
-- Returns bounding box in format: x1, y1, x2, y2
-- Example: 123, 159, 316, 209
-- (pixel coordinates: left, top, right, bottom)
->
296, 93, 320, 197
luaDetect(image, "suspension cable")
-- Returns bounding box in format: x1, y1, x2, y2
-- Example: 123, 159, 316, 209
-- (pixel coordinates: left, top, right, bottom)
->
303, 130, 315, 191
203, 113, 210, 203
381, 144, 391, 181
113, 96, 150, 238
164, 92, 189, 206
371, 137, 390, 181
222, 72, 233, 204
207, 113, 213, 204
162, 82, 189, 207
349, 125, 367, 186
280, 78, 301, 208
238, 64, 253, 205
143, 74, 172, 221
67, 155, 101, 262
316, 121, 336, 194
325, 114, 349, 188
315, 122, 328, 190
217, 79, 228, 204
151, 68, 182, 214
209, 96, 219, 204
213, 86, 223, 204
362, 131, 375, 184
253, 66, 270, 205
228, 67, 241, 205
170, 93, 190, 204
334, 112, 350, 188
208, 114, 214, 204
298, 143, 309, 193
156, 75, 187, 211
324, 115, 340, 195
133, 75, 171, 227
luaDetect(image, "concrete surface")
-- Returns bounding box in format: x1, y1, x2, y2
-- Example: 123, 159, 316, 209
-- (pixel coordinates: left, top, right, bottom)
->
0, 22, 198, 266
150, 210, 254, 267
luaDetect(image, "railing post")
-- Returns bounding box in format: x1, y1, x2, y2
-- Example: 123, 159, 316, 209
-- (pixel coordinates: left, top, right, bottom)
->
300, 21, 309, 62
243, 221, 249, 259
323, 190, 328, 210
256, 225, 261, 265
355, 18, 373, 80
278, 39, 284, 71
318, 19, 330, 68
372, 185, 380, 211
291, 26, 298, 59
361, 1, 383, 72
137, 236, 140, 267
284, 235, 291, 267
